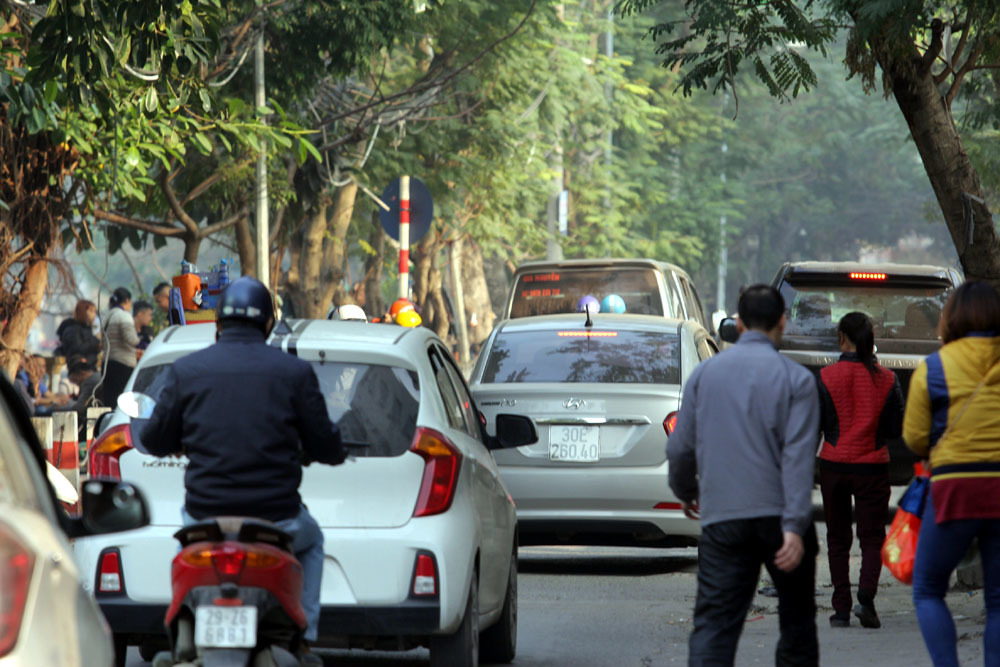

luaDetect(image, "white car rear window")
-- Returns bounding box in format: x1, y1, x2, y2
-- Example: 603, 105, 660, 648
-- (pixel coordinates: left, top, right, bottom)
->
482, 329, 682, 384
312, 363, 420, 457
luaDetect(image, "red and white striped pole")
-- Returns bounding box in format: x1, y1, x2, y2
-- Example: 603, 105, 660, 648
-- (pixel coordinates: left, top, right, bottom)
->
398, 175, 411, 300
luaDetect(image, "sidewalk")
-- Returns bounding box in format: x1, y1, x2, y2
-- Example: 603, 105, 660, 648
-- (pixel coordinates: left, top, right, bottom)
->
736, 521, 988, 666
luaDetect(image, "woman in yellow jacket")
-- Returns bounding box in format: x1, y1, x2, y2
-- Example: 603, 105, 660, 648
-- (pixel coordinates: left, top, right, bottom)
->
904, 281, 1000, 667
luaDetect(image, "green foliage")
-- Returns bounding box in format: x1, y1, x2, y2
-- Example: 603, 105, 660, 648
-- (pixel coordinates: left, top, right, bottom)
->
617, 0, 839, 99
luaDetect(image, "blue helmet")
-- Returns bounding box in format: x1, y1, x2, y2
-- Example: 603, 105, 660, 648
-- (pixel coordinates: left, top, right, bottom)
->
601, 294, 626, 314
216, 276, 275, 332
577, 295, 600, 314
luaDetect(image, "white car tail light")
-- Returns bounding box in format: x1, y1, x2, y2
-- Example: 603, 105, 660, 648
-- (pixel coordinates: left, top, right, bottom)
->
663, 411, 678, 436
411, 552, 438, 597
89, 425, 133, 480
97, 549, 123, 594
410, 428, 462, 517
0, 523, 34, 657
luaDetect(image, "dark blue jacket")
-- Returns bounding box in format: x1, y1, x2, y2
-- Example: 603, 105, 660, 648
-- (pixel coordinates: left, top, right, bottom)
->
140, 324, 344, 520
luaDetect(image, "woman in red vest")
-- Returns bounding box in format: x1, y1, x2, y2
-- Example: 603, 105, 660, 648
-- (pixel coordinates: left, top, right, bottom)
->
818, 311, 904, 628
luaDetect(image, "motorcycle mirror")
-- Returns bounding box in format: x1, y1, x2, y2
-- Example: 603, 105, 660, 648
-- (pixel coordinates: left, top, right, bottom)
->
117, 392, 157, 419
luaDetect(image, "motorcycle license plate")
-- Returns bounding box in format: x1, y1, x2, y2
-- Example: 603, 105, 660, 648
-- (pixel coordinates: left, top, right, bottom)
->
195, 606, 258, 648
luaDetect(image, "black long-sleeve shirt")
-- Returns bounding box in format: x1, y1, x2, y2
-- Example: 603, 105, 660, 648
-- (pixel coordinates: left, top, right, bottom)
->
140, 324, 344, 520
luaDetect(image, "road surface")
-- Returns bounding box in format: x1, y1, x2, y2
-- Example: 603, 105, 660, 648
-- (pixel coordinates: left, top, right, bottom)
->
127, 526, 988, 665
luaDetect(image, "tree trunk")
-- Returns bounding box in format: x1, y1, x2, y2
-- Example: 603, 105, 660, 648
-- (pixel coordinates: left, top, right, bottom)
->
363, 211, 386, 319
321, 182, 359, 313
881, 48, 1000, 281
234, 215, 256, 278
183, 234, 201, 264
411, 228, 439, 308
0, 255, 49, 378
426, 254, 450, 340
459, 239, 496, 349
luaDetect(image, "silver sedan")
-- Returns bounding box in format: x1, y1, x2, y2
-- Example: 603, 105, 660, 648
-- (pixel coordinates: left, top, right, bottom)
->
470, 314, 717, 548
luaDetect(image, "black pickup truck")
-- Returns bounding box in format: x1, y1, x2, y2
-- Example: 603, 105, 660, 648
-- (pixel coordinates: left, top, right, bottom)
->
771, 261, 963, 484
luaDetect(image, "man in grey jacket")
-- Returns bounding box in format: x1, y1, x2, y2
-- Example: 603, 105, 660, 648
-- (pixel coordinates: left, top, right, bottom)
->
668, 284, 820, 666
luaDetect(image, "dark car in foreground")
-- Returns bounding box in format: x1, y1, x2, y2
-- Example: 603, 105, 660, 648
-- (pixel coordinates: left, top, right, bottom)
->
770, 261, 961, 484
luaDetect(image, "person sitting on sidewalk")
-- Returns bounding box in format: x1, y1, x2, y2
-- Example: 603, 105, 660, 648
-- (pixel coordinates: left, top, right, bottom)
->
817, 311, 903, 629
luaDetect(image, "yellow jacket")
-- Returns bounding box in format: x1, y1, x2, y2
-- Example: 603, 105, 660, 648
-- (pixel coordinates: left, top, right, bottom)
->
904, 335, 1000, 474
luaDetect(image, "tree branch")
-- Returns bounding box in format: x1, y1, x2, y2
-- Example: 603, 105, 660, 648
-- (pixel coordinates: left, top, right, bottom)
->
159, 170, 201, 236
950, 4, 974, 68
201, 208, 248, 236
946, 41, 985, 108
921, 18, 944, 74
92, 209, 186, 236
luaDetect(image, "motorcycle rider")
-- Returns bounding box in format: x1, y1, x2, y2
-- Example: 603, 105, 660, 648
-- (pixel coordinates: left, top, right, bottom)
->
140, 276, 345, 665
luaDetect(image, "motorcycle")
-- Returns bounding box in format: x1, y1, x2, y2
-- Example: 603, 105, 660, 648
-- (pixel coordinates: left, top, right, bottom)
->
154, 516, 306, 667
118, 392, 308, 667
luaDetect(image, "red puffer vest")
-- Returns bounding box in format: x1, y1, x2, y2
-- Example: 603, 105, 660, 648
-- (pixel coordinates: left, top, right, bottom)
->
818, 360, 896, 464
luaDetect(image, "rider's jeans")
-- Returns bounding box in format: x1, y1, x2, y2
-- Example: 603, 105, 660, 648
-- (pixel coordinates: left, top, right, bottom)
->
182, 504, 324, 642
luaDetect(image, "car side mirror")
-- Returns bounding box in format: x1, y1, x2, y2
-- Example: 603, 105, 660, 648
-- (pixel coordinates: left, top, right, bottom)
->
490, 414, 538, 449
718, 317, 740, 344
66, 480, 150, 538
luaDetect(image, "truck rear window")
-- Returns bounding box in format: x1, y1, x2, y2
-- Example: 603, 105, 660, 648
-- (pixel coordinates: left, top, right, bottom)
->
481, 329, 681, 384
509, 268, 665, 317
312, 363, 420, 457
780, 282, 951, 340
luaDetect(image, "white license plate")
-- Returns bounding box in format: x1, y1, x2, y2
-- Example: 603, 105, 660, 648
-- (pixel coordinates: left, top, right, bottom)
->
548, 425, 600, 462
195, 606, 258, 649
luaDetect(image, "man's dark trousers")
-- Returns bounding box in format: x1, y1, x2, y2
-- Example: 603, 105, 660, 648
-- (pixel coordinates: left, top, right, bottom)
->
689, 517, 819, 667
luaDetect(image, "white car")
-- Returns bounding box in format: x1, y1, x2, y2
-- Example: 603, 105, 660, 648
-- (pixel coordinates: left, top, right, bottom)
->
0, 371, 150, 666
75, 319, 532, 666
470, 314, 717, 548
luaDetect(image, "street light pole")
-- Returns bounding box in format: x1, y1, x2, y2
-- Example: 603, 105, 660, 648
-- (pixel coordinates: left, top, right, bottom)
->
716, 92, 729, 314
254, 8, 269, 287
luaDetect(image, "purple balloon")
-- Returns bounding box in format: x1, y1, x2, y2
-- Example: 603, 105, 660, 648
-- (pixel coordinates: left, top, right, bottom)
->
577, 295, 600, 314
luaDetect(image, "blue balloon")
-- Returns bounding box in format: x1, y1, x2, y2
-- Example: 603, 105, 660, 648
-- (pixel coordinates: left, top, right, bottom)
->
577, 295, 600, 314
601, 294, 626, 314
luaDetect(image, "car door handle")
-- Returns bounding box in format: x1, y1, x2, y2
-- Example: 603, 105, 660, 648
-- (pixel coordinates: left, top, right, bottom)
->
534, 417, 651, 426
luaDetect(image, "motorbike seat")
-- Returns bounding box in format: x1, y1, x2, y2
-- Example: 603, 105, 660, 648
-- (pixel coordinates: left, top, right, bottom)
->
174, 516, 294, 553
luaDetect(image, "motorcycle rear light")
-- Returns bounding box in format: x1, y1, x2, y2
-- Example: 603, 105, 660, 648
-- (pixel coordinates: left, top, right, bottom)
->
411, 553, 438, 597
410, 428, 462, 517
663, 411, 678, 436
89, 424, 133, 480
212, 545, 246, 579
0, 523, 34, 657
182, 545, 280, 571
97, 549, 123, 594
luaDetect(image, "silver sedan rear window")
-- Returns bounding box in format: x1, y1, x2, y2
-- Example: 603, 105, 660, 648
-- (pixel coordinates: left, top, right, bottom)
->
482, 330, 681, 384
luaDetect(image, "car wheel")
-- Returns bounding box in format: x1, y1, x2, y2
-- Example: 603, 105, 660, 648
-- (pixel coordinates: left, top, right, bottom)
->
480, 553, 517, 663
430, 571, 479, 667
112, 634, 127, 667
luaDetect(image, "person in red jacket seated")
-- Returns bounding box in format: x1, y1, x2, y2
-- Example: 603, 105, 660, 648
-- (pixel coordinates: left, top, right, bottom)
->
818, 311, 904, 629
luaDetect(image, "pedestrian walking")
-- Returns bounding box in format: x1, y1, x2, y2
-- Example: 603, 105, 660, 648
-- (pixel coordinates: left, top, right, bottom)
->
668, 284, 820, 666
99, 287, 139, 409
55, 299, 101, 361
817, 311, 903, 629
904, 281, 1000, 667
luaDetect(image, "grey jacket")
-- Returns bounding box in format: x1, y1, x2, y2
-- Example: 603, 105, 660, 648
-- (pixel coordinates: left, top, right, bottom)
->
667, 331, 819, 536
104, 307, 139, 368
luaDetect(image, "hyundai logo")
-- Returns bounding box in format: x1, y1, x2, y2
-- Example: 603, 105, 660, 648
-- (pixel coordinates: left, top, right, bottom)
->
563, 398, 587, 410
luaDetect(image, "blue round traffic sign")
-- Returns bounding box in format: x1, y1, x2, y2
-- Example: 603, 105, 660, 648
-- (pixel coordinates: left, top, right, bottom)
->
379, 177, 433, 242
